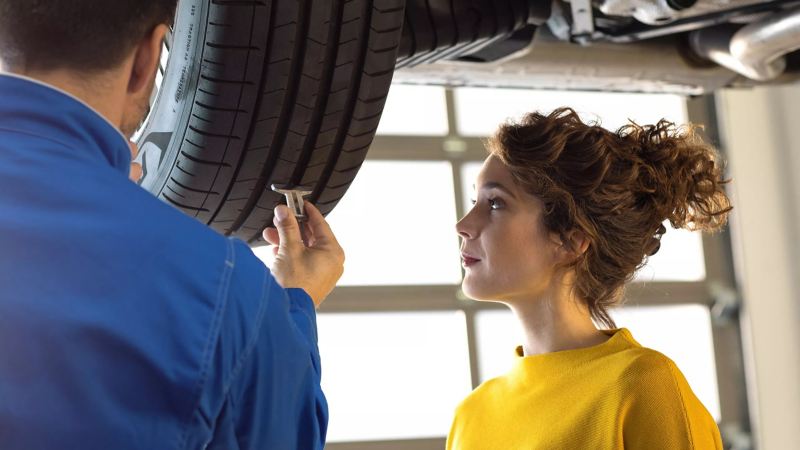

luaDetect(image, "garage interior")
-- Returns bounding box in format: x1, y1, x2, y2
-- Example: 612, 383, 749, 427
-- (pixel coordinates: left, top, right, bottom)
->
250, 81, 800, 450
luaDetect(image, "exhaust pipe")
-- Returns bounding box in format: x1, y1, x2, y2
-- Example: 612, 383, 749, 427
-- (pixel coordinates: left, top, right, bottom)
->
689, 7, 800, 81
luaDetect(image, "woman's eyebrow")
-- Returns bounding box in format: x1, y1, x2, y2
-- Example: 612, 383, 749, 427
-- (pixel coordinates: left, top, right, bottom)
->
475, 181, 518, 199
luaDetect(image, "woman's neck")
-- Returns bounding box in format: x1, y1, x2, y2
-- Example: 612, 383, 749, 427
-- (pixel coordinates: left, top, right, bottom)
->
506, 274, 610, 356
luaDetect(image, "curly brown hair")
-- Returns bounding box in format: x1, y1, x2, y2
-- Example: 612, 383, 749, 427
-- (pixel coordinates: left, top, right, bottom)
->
489, 107, 732, 328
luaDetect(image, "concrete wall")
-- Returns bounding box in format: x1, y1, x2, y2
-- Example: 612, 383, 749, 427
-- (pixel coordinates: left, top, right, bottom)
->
716, 84, 800, 450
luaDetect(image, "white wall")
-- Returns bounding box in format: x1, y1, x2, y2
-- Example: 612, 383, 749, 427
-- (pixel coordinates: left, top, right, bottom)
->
716, 85, 800, 450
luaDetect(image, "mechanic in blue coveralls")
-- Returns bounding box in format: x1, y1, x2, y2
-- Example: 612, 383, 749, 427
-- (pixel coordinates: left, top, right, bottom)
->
0, 1, 345, 449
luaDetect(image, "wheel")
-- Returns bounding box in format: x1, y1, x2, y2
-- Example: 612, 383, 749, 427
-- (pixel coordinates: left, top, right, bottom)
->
135, 0, 405, 244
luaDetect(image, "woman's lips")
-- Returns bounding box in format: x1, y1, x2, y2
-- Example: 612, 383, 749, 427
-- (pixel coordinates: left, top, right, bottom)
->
461, 253, 481, 267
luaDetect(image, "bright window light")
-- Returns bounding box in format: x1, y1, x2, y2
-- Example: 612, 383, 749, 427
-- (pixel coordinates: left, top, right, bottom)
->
319, 312, 473, 442
324, 161, 462, 286
635, 226, 706, 281
254, 161, 463, 286
377, 84, 449, 136
460, 162, 484, 214
474, 310, 522, 383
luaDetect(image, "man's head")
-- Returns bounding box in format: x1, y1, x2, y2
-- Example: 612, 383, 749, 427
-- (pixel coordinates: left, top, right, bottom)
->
0, 1, 178, 137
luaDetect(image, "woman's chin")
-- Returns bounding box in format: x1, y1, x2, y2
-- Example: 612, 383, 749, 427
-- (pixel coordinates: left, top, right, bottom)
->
461, 279, 500, 303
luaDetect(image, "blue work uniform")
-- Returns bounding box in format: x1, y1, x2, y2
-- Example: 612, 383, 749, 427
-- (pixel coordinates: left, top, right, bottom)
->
0, 74, 328, 450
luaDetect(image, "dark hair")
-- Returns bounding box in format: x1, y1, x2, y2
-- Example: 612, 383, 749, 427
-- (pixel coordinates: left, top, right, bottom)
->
0, 1, 177, 72
489, 107, 731, 328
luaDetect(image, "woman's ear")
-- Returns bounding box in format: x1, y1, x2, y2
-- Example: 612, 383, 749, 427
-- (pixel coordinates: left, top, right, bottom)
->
555, 229, 590, 262
568, 230, 590, 256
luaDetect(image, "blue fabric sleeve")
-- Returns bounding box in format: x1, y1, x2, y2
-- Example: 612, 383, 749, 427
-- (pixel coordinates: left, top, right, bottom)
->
287, 288, 323, 377
198, 239, 328, 450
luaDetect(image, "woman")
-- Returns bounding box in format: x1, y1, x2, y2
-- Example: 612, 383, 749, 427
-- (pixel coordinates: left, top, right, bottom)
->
449, 107, 730, 449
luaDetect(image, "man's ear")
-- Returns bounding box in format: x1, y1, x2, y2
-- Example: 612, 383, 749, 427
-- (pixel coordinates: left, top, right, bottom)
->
128, 24, 169, 95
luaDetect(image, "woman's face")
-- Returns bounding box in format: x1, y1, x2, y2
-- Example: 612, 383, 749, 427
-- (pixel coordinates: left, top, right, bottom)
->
456, 155, 563, 303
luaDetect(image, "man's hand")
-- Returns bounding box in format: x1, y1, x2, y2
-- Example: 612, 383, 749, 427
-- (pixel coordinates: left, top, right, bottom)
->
128, 141, 143, 183
263, 202, 345, 308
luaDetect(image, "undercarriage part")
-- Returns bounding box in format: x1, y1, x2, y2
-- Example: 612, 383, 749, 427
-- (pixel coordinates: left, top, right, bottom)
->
393, 27, 743, 95
688, 6, 800, 80
572, 0, 800, 44
455, 25, 538, 63
598, 0, 763, 26
570, 0, 596, 38
395, 0, 548, 68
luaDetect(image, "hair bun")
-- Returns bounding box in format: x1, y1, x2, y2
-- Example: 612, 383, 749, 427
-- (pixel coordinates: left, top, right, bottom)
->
620, 119, 732, 233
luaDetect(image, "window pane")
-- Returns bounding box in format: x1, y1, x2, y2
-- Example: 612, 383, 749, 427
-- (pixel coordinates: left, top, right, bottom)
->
635, 226, 706, 281
475, 304, 720, 421
254, 161, 463, 286
460, 162, 484, 215
325, 161, 462, 286
319, 312, 473, 442
454, 87, 686, 137
377, 85, 449, 136
474, 310, 522, 383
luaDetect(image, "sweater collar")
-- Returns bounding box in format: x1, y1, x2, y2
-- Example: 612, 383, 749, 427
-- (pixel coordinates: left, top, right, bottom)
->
512, 328, 637, 367
0, 73, 131, 175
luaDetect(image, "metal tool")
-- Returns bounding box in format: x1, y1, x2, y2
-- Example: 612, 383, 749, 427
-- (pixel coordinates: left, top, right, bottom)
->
271, 184, 313, 244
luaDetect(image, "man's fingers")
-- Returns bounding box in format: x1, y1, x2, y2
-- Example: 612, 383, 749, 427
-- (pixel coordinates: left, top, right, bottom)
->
273, 205, 303, 253
128, 141, 143, 182
300, 222, 316, 247
128, 141, 140, 159
262, 227, 280, 246
304, 202, 338, 246
129, 163, 143, 183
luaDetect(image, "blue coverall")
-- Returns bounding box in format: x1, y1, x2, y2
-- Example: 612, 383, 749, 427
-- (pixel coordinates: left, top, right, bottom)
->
0, 73, 328, 450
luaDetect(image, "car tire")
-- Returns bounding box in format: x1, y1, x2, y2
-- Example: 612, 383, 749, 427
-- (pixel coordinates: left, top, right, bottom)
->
135, 0, 405, 244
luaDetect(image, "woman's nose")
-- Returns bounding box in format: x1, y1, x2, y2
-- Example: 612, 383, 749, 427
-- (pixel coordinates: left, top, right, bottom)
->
456, 216, 474, 240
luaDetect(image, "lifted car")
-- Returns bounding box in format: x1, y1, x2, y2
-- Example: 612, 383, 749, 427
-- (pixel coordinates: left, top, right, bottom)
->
134, 0, 800, 241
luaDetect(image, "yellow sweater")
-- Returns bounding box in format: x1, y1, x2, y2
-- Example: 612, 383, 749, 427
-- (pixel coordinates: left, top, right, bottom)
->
447, 328, 722, 450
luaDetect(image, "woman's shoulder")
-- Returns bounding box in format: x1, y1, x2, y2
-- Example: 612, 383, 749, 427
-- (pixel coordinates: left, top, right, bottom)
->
614, 343, 688, 389
621, 344, 678, 372
584, 329, 679, 383
615, 345, 722, 447
613, 343, 708, 414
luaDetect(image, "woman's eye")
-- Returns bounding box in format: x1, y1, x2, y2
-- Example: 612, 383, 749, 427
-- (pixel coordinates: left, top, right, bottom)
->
488, 198, 502, 210
469, 197, 503, 210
